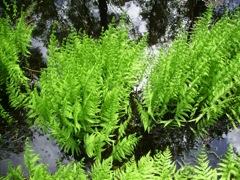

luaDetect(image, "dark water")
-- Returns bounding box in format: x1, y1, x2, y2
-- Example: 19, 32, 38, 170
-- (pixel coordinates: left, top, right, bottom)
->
0, 0, 240, 176
0, 127, 73, 175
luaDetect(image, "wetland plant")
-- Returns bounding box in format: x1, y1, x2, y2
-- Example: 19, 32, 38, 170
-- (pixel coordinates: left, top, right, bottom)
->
0, 2, 33, 122
137, 7, 240, 135
27, 18, 147, 160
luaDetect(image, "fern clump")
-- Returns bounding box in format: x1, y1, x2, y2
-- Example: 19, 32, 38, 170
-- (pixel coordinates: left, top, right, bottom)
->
28, 19, 147, 160
0, 2, 33, 122
138, 7, 240, 133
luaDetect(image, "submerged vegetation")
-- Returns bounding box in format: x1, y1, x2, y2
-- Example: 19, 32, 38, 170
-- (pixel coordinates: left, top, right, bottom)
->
1, 1, 240, 179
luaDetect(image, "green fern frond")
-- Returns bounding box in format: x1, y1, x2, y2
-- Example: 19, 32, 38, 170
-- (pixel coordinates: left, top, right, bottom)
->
111, 133, 140, 162
84, 128, 114, 161
4, 163, 25, 180
24, 138, 41, 176
0, 103, 13, 123
153, 147, 176, 179
217, 145, 240, 180
135, 99, 151, 132
3, 142, 240, 179
114, 156, 139, 179
90, 157, 113, 180
24, 138, 50, 179
174, 165, 193, 180
0, 2, 32, 122
137, 152, 155, 179
100, 88, 120, 128
51, 123, 81, 156
192, 150, 217, 180
118, 106, 132, 139
53, 160, 87, 180
115, 152, 156, 180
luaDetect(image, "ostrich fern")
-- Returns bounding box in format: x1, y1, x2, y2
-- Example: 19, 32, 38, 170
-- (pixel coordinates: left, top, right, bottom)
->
138, 7, 240, 133
28, 19, 147, 160
0, 2, 32, 121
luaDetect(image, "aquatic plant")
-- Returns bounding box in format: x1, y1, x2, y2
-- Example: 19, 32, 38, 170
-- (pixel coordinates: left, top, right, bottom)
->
27, 19, 147, 159
137, 6, 240, 134
0, 1, 33, 122
1, 141, 240, 179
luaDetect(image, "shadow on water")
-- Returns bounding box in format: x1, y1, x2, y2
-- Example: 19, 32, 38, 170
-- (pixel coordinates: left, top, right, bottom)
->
1, 0, 240, 176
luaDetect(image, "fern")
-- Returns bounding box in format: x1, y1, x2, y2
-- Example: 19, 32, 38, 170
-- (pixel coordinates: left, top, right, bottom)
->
139, 6, 240, 134
111, 133, 140, 162
217, 144, 240, 180
24, 138, 50, 179
153, 147, 176, 179
0, 2, 33, 121
118, 106, 132, 139
53, 161, 87, 180
135, 98, 151, 132
90, 157, 113, 180
84, 129, 113, 161
192, 150, 218, 179
28, 18, 146, 160
136, 152, 155, 179
0, 103, 13, 123
114, 156, 140, 179
4, 163, 25, 180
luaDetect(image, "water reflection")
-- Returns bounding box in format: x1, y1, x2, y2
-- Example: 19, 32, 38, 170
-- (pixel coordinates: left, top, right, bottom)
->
0, 0, 208, 45
224, 128, 240, 154
0, 127, 72, 176
177, 127, 240, 169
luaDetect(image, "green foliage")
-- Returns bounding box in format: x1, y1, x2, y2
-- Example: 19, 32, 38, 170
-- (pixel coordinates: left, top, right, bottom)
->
2, 142, 240, 179
28, 19, 147, 159
90, 157, 113, 180
0, 2, 33, 121
2, 140, 87, 180
4, 163, 25, 180
191, 150, 218, 179
0, 104, 13, 123
111, 133, 140, 162
218, 144, 240, 180
24, 138, 50, 179
138, 7, 240, 133
52, 161, 87, 180
153, 147, 176, 179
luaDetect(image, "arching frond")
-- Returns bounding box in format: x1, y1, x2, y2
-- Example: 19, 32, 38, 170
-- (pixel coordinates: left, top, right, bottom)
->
111, 133, 140, 162
217, 145, 240, 180
192, 150, 218, 180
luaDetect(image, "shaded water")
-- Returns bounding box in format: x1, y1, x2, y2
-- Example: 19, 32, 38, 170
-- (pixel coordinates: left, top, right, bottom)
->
1, 0, 240, 176
0, 127, 73, 175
